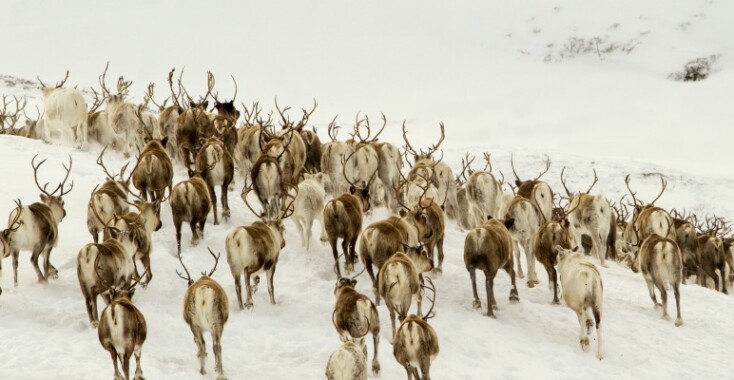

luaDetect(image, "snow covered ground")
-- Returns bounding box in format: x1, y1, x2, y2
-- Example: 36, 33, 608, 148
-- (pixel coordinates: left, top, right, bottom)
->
1, 0, 733, 379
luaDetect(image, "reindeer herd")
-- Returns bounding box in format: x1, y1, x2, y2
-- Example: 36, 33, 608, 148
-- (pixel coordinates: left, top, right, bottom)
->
0, 66, 732, 379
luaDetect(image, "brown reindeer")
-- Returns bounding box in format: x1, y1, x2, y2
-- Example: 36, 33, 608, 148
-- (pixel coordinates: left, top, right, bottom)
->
534, 204, 577, 304
88, 147, 131, 243
696, 217, 729, 293
77, 200, 139, 327
177, 248, 229, 380
170, 169, 212, 255
622, 175, 675, 255
174, 71, 216, 167
392, 278, 440, 380
332, 267, 381, 375
631, 234, 684, 326
111, 196, 161, 287
510, 154, 554, 222
324, 156, 375, 277
211, 75, 240, 158
464, 218, 519, 318
225, 190, 293, 310
195, 135, 235, 225
97, 268, 148, 380
670, 210, 701, 285
1, 155, 73, 289
131, 135, 173, 207
378, 252, 433, 339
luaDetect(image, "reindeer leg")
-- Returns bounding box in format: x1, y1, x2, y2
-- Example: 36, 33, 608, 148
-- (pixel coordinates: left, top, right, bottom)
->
175, 219, 183, 256
330, 237, 341, 278
720, 264, 728, 294
364, 260, 379, 304
505, 261, 520, 303
513, 240, 524, 279
577, 311, 590, 351
656, 281, 669, 320
133, 345, 144, 380
221, 184, 230, 223
45, 247, 58, 279
420, 357, 432, 380
109, 349, 123, 380
209, 184, 219, 225
141, 253, 152, 287
121, 352, 131, 380
485, 271, 496, 318
524, 241, 536, 288
595, 233, 607, 268
12, 250, 19, 287
593, 305, 603, 360
31, 248, 47, 283
190, 221, 200, 247
192, 326, 207, 375
267, 266, 276, 305
244, 271, 254, 310
350, 237, 359, 266
469, 268, 481, 310
92, 228, 99, 244
371, 323, 381, 374
389, 307, 397, 342
436, 237, 445, 272
304, 218, 313, 252
341, 239, 352, 273
673, 282, 683, 327
294, 216, 306, 249
213, 325, 226, 380
233, 271, 244, 310
645, 278, 661, 308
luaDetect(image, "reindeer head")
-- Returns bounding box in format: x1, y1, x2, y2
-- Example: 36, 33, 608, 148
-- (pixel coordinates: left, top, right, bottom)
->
32, 155, 73, 222
96, 147, 132, 193
402, 121, 445, 163
37, 70, 70, 95
132, 198, 162, 232
624, 174, 667, 216
303, 172, 334, 195
402, 244, 434, 273
333, 260, 365, 295
342, 151, 377, 213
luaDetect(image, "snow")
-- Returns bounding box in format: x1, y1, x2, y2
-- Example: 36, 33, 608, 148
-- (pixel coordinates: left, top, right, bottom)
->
1, 0, 733, 379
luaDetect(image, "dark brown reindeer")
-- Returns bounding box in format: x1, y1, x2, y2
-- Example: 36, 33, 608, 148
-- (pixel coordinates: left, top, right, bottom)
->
510, 154, 554, 223
170, 167, 212, 255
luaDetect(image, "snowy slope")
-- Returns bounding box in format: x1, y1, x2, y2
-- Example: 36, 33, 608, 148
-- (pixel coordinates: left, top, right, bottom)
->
1, 0, 734, 379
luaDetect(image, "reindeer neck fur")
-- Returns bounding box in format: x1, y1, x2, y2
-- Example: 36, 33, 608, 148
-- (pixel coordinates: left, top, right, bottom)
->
37, 197, 65, 224
98, 180, 129, 200
337, 192, 365, 215
246, 221, 284, 250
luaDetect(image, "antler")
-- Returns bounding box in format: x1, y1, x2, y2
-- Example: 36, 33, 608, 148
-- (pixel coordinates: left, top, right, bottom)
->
98, 62, 112, 98
421, 277, 437, 320
274, 97, 292, 128
97, 146, 119, 180
559, 167, 573, 199
366, 113, 387, 142
167, 67, 184, 109
6, 199, 23, 232
293, 98, 318, 132
533, 156, 551, 181
624, 175, 642, 207
341, 151, 360, 189
455, 153, 475, 185
481, 152, 492, 173
213, 75, 238, 104
37, 70, 70, 89
0, 95, 27, 130
585, 168, 599, 194
242, 101, 262, 126
240, 186, 264, 218
204, 248, 221, 277
401, 121, 419, 157
116, 76, 133, 97
280, 183, 299, 220
142, 83, 167, 111
134, 107, 154, 140
88, 88, 105, 113
510, 153, 521, 185
649, 175, 668, 205
326, 115, 340, 142
176, 249, 193, 284
32, 155, 74, 197
423, 122, 445, 158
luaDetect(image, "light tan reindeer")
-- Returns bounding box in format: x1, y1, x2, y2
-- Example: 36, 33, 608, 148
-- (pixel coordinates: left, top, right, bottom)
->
97, 267, 148, 380
510, 154, 554, 222
131, 131, 173, 207
110, 194, 161, 288
378, 251, 433, 339
176, 248, 229, 380
226, 189, 293, 310
554, 245, 604, 360
37, 70, 89, 149
1, 155, 73, 290
622, 175, 675, 256
325, 336, 368, 380
392, 278, 440, 380
464, 218, 519, 318
290, 172, 330, 252
504, 194, 542, 286
0, 95, 27, 136
560, 168, 615, 267
332, 267, 381, 375
321, 116, 355, 197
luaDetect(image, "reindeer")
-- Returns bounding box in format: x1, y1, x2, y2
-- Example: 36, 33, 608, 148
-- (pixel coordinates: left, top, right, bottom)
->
225, 190, 293, 310
211, 75, 240, 158
504, 195, 542, 286
195, 135, 235, 225
534, 205, 576, 304
630, 234, 684, 326
464, 153, 505, 221
345, 113, 383, 206
176, 248, 229, 380
233, 102, 272, 182
97, 269, 148, 380
454, 155, 485, 231
98, 64, 140, 157
290, 172, 330, 251
37, 70, 89, 149
160, 68, 187, 161
77, 199, 138, 327
302, 126, 323, 173
378, 252, 433, 339
392, 278, 439, 380
268, 98, 314, 184
87, 147, 131, 243
170, 169, 212, 255
554, 245, 604, 360
86, 86, 120, 148
1, 156, 73, 290
175, 71, 216, 167
696, 217, 730, 293
321, 117, 355, 197
670, 210, 701, 284
111, 196, 161, 288
509, 154, 554, 222
324, 158, 375, 277
464, 218, 519, 318
402, 122, 458, 219
325, 338, 368, 380
332, 269, 381, 375
0, 95, 27, 136
561, 168, 615, 267
622, 175, 675, 256
131, 134, 173, 205
249, 147, 287, 222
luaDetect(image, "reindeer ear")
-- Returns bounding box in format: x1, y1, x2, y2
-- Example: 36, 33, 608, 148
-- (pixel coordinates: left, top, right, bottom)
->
160, 136, 168, 147
351, 279, 357, 287
187, 169, 196, 178
413, 154, 419, 162
504, 218, 515, 230
361, 188, 369, 197
349, 186, 356, 194
144, 137, 151, 143
202, 101, 209, 109
572, 246, 580, 252
562, 219, 570, 228
40, 194, 48, 202
399, 209, 407, 217
487, 215, 493, 221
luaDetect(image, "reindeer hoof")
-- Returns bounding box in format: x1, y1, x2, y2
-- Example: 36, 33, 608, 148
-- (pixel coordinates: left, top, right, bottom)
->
244, 302, 254, 310
551, 300, 560, 305
675, 318, 684, 327
509, 291, 519, 303
191, 239, 200, 247
214, 221, 220, 226
517, 272, 525, 279
91, 321, 99, 328
433, 267, 443, 274
526, 281, 535, 288
486, 312, 497, 319
372, 360, 381, 374
654, 303, 663, 309
217, 375, 228, 380
580, 338, 590, 351
200, 368, 207, 375
472, 299, 481, 309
